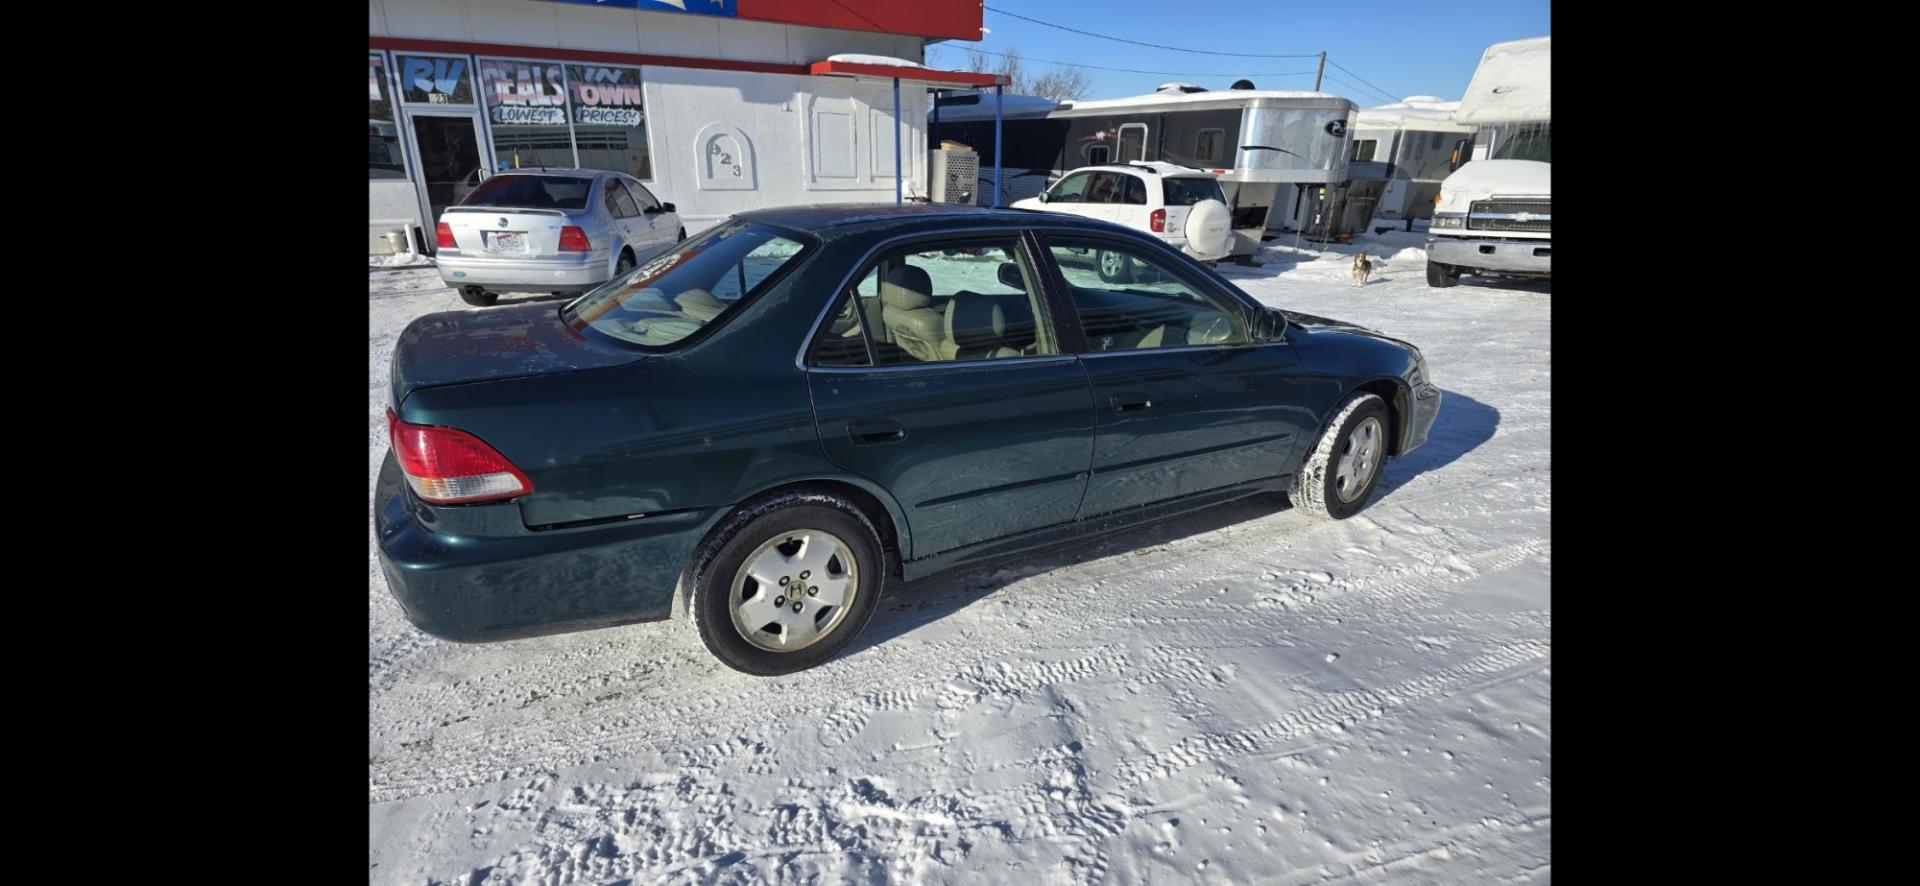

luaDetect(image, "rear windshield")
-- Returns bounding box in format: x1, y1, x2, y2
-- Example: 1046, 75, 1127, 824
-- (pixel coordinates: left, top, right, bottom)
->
459, 174, 593, 210
1163, 176, 1226, 207
563, 221, 811, 348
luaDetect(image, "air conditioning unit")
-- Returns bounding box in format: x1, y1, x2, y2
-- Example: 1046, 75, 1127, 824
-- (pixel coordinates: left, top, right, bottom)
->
928, 149, 978, 204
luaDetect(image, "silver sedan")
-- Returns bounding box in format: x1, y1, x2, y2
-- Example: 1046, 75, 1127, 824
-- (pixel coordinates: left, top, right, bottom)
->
434, 169, 684, 307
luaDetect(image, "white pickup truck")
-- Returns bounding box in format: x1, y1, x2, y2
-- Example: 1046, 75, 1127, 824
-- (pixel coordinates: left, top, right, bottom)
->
1425, 158, 1549, 287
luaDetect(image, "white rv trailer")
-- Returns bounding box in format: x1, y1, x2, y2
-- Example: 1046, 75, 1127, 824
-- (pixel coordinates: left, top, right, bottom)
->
933, 84, 1356, 257
1346, 97, 1476, 231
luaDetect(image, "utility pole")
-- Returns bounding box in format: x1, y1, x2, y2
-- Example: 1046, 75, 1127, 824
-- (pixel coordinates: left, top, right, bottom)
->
1314, 51, 1326, 91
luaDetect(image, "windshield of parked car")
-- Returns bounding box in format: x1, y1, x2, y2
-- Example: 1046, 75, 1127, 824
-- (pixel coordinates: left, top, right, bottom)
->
459, 174, 594, 210
1163, 177, 1226, 206
562, 221, 811, 348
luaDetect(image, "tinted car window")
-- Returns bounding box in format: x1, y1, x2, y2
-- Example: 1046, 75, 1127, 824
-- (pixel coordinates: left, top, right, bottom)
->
459, 174, 592, 210
1162, 177, 1226, 206
1122, 176, 1147, 205
604, 180, 641, 218
563, 221, 810, 348
833, 239, 1056, 367
1087, 173, 1123, 204
623, 179, 659, 210
1050, 172, 1094, 203
1047, 238, 1248, 351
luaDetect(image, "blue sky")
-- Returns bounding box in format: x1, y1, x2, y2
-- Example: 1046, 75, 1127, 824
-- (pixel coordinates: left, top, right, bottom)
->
923, 1, 1550, 106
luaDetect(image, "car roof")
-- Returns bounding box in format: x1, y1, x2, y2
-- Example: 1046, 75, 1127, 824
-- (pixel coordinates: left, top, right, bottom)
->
736, 202, 1091, 233
1068, 162, 1216, 178
484, 168, 609, 179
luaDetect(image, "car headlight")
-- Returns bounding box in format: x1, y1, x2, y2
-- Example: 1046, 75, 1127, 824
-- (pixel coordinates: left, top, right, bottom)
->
1431, 214, 1466, 229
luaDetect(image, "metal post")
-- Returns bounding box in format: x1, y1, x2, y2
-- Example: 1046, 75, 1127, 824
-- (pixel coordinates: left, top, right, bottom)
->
1314, 52, 1326, 91
993, 83, 1004, 208
893, 77, 903, 204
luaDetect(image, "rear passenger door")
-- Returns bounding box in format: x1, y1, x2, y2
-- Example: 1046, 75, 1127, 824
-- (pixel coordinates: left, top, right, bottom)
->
621, 178, 676, 257
804, 232, 1096, 559
1037, 232, 1317, 517
1110, 173, 1150, 232
601, 177, 646, 259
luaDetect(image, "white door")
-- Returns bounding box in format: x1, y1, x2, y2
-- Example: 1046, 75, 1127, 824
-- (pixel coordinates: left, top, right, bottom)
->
1118, 123, 1148, 163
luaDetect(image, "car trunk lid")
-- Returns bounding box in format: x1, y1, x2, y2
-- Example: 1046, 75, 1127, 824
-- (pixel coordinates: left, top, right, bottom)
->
389, 301, 638, 407
441, 207, 572, 257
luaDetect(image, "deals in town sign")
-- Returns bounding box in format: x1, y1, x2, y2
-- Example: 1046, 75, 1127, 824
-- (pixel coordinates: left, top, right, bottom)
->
480, 59, 645, 128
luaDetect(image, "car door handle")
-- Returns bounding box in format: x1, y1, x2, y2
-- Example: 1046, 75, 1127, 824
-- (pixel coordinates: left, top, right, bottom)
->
848, 420, 907, 445
1110, 394, 1152, 413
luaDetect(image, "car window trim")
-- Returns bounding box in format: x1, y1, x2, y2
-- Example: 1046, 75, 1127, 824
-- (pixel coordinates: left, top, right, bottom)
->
1031, 230, 1267, 355
794, 226, 1074, 372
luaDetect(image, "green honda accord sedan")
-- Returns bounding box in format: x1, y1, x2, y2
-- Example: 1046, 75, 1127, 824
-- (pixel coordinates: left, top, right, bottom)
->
376, 203, 1440, 674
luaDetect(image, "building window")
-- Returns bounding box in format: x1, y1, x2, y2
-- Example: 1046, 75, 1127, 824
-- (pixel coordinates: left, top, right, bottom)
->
1086, 144, 1110, 165
1349, 139, 1377, 162
369, 53, 405, 180
1196, 128, 1225, 163
480, 58, 575, 171
396, 54, 474, 105
568, 64, 652, 180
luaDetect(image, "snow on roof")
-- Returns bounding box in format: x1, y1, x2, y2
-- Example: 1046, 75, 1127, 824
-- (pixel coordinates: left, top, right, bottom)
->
1060, 89, 1345, 112
1454, 36, 1549, 125
1356, 96, 1470, 129
825, 53, 925, 69
931, 91, 1064, 120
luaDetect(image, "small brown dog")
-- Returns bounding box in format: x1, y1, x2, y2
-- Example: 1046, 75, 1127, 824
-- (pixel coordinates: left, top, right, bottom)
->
1351, 251, 1373, 286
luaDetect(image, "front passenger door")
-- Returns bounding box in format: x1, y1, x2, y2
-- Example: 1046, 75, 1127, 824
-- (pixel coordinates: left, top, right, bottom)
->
1040, 234, 1317, 517
602, 178, 646, 260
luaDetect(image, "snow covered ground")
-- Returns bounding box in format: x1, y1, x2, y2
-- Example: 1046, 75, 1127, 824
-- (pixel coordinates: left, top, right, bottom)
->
368, 229, 1550, 884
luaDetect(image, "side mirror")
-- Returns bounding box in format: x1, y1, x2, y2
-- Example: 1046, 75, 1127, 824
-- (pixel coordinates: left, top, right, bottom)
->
997, 262, 1024, 289
1251, 309, 1279, 341
661, 202, 676, 213
1037, 191, 1049, 203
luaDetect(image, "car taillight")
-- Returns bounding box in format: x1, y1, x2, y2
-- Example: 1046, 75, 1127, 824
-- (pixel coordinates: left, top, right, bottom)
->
435, 222, 455, 249
387, 409, 532, 504
558, 226, 592, 252
1150, 208, 1166, 232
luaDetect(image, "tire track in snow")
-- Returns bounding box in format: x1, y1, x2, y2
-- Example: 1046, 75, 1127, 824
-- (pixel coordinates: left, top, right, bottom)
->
371, 457, 1548, 801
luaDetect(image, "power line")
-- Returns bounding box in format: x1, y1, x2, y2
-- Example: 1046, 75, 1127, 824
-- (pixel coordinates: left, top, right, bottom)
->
1325, 58, 1404, 104
953, 46, 1318, 79
1328, 73, 1405, 105
982, 5, 1320, 59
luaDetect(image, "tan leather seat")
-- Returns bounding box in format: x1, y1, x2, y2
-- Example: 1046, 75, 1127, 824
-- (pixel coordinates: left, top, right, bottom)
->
675, 289, 728, 322
880, 265, 944, 362
942, 292, 1023, 361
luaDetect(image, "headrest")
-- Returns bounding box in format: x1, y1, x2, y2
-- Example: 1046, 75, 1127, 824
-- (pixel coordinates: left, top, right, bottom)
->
675, 288, 727, 322
879, 264, 932, 309
946, 291, 1006, 350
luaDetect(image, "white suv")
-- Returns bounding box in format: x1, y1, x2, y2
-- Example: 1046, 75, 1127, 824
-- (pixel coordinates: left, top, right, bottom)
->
1013, 162, 1233, 264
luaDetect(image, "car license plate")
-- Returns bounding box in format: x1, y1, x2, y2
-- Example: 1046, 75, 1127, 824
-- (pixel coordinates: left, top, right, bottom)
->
487, 231, 527, 253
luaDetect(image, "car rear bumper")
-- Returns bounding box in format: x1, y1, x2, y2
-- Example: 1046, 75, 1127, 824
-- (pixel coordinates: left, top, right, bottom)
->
436, 251, 610, 293
1402, 382, 1442, 454
1427, 236, 1551, 276
374, 453, 715, 642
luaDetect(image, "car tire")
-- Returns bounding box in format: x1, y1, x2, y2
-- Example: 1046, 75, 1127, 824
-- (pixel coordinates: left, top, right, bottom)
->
615, 249, 636, 277
1426, 258, 1460, 288
1290, 392, 1391, 520
459, 288, 498, 307
1095, 248, 1135, 284
688, 491, 885, 675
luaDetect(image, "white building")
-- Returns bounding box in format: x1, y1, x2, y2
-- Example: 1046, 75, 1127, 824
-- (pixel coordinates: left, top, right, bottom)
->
369, 0, 995, 253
